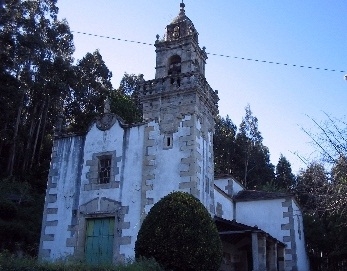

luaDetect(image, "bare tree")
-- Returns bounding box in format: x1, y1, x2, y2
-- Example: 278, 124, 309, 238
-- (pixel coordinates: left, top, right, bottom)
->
299, 113, 347, 219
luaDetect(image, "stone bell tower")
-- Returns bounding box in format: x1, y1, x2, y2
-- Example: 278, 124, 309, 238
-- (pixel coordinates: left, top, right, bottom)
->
138, 2, 219, 214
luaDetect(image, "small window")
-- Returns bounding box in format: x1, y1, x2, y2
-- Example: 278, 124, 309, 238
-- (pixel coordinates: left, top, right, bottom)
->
164, 134, 173, 149
98, 156, 112, 184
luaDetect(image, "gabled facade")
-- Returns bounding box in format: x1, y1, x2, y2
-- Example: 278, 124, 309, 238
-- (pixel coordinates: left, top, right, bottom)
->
39, 3, 309, 271
214, 177, 309, 271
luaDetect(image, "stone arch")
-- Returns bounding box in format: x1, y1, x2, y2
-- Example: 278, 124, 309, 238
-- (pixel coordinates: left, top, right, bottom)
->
168, 54, 182, 75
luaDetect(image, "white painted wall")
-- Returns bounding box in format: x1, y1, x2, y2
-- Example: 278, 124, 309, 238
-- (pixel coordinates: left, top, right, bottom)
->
292, 200, 310, 271
214, 188, 233, 220
214, 177, 245, 196
80, 121, 145, 257
235, 198, 309, 271
146, 120, 185, 207
233, 180, 244, 195
197, 128, 215, 213
118, 125, 144, 256
235, 199, 287, 242
143, 116, 214, 213
43, 136, 84, 260
214, 178, 229, 194
42, 118, 309, 268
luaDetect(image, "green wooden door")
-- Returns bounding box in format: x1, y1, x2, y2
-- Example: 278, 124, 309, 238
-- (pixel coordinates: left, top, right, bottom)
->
85, 217, 115, 265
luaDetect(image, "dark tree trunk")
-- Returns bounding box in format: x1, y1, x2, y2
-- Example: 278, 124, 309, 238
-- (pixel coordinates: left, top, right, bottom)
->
30, 100, 45, 170
22, 104, 38, 173
7, 94, 24, 177
34, 97, 50, 169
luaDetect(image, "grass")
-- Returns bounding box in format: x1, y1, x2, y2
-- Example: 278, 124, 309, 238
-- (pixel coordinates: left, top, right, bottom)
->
0, 252, 163, 271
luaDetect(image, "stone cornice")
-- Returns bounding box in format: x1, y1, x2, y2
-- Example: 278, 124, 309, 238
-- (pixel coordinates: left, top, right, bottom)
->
139, 72, 219, 117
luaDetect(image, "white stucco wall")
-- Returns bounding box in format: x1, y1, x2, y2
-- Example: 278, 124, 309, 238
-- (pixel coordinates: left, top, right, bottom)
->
235, 199, 287, 242
41, 136, 85, 260
214, 177, 245, 196
292, 200, 310, 271
236, 198, 309, 271
214, 188, 233, 220
214, 178, 229, 194
145, 120, 186, 206
233, 181, 244, 195
80, 121, 145, 257
143, 116, 214, 214
80, 124, 122, 204
196, 129, 215, 213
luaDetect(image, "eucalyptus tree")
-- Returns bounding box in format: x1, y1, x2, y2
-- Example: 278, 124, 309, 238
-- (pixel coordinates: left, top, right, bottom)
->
233, 105, 275, 188
108, 73, 143, 124
0, 0, 74, 177
213, 115, 237, 175
64, 50, 113, 132
294, 162, 347, 268
236, 104, 263, 187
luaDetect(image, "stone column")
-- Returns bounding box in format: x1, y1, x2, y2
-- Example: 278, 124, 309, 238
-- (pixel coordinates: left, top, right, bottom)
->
252, 232, 259, 271
258, 236, 266, 271
268, 242, 278, 271
278, 246, 285, 271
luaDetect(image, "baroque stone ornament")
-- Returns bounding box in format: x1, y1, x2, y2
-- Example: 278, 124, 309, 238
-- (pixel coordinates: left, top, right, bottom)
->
96, 113, 117, 131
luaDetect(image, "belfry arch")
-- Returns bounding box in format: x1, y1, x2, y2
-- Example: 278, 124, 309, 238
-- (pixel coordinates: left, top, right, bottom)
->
168, 55, 182, 75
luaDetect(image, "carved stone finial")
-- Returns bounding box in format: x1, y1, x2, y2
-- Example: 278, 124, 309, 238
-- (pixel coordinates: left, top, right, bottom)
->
96, 114, 117, 131
180, 0, 185, 13
54, 114, 64, 136
202, 46, 206, 52
156, 34, 160, 43
104, 98, 111, 113
53, 100, 65, 136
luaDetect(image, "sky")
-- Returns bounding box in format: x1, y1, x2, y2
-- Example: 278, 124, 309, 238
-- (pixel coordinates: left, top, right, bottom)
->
56, 0, 347, 174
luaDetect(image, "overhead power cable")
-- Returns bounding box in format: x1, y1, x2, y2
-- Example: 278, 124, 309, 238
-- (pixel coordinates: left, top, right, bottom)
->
72, 31, 346, 74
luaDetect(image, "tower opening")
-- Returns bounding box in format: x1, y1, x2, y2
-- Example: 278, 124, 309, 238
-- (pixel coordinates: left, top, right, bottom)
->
168, 55, 182, 75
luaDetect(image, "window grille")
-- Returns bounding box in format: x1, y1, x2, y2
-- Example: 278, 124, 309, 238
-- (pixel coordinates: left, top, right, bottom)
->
98, 156, 112, 184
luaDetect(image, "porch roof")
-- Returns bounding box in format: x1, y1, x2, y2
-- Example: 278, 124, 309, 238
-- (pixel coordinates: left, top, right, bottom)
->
214, 216, 285, 247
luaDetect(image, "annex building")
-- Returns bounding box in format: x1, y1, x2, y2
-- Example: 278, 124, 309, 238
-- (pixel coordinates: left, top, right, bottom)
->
39, 3, 309, 271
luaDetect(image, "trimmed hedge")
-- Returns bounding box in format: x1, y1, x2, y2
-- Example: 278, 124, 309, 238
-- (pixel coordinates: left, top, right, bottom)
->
135, 192, 222, 271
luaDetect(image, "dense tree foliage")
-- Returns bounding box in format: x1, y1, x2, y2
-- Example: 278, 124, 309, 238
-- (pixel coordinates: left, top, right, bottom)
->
214, 115, 237, 175
0, 179, 44, 254
214, 105, 275, 189
64, 50, 113, 132
0, 0, 143, 179
293, 114, 347, 270
109, 73, 143, 124
275, 154, 296, 191
294, 162, 347, 270
0, 0, 75, 177
135, 192, 222, 271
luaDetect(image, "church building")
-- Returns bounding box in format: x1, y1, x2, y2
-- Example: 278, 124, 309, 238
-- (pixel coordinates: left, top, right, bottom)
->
39, 3, 309, 271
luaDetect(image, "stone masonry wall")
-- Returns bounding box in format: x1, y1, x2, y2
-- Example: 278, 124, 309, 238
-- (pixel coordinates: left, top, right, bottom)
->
39, 136, 85, 260
281, 198, 298, 271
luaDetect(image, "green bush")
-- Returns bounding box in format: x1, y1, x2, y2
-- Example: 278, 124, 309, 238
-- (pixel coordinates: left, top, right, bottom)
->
135, 191, 222, 271
0, 251, 162, 271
